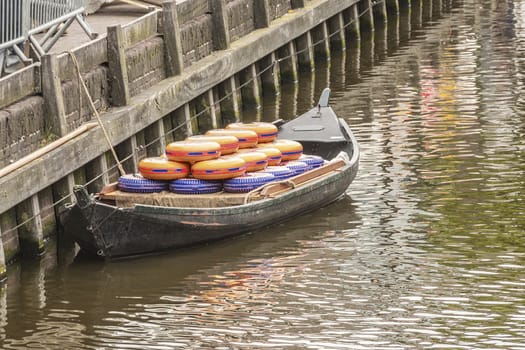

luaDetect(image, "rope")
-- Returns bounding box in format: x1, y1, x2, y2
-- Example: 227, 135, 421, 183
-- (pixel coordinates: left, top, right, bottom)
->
67, 52, 126, 176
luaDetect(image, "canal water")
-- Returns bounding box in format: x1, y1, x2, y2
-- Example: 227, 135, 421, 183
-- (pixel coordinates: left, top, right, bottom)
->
2, 1, 524, 348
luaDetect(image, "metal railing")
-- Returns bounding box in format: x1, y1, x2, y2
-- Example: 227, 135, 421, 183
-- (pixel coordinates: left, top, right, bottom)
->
0, 0, 96, 76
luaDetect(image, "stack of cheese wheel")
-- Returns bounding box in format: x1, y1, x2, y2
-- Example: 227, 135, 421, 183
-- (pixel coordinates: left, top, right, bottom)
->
119, 120, 324, 195
226, 122, 278, 143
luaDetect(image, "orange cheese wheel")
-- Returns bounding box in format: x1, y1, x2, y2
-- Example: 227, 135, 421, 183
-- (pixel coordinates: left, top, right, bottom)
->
138, 157, 190, 180
226, 122, 278, 143
185, 135, 239, 155
239, 147, 282, 166
166, 141, 221, 163
257, 139, 303, 161
235, 151, 268, 172
191, 156, 246, 180
205, 129, 258, 148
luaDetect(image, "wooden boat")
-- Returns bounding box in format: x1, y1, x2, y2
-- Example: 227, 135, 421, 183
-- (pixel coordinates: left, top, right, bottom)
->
62, 88, 360, 258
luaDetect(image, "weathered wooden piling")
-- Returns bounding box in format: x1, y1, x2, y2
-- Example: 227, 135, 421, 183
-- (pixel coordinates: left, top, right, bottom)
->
422, 0, 433, 21
312, 22, 331, 61
278, 42, 299, 83
239, 64, 262, 109
432, 0, 442, 18
373, 0, 388, 24
387, 0, 400, 15
85, 157, 109, 194
259, 53, 281, 95
328, 13, 347, 51
0, 233, 6, 281
15, 196, 44, 256
359, 0, 375, 32
115, 137, 138, 174
412, 0, 423, 28
144, 120, 166, 157
296, 32, 315, 72
344, 5, 361, 44
218, 77, 241, 125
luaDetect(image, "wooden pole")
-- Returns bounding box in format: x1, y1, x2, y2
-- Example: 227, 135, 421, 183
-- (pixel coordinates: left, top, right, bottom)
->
162, 1, 184, 76
107, 25, 130, 106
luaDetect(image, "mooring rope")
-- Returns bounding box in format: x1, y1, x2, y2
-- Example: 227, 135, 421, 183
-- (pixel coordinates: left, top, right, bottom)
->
68, 52, 126, 176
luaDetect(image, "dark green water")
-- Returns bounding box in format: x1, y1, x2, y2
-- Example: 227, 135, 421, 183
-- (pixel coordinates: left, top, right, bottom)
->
2, 1, 525, 348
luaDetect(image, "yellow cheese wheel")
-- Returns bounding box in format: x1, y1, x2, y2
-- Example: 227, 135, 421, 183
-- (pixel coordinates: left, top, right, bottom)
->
191, 156, 247, 180
185, 135, 239, 155
205, 129, 258, 148
256, 139, 303, 161
226, 122, 278, 143
138, 157, 190, 180
166, 141, 221, 163
235, 151, 268, 172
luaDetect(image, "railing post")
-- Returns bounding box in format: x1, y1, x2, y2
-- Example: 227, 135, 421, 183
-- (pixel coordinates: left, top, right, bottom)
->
291, 0, 305, 9
162, 1, 184, 77
254, 0, 271, 28
210, 0, 230, 50
41, 54, 68, 137
107, 25, 130, 106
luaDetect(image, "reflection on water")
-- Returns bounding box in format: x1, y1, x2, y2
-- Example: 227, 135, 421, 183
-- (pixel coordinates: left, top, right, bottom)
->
2, 0, 525, 348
